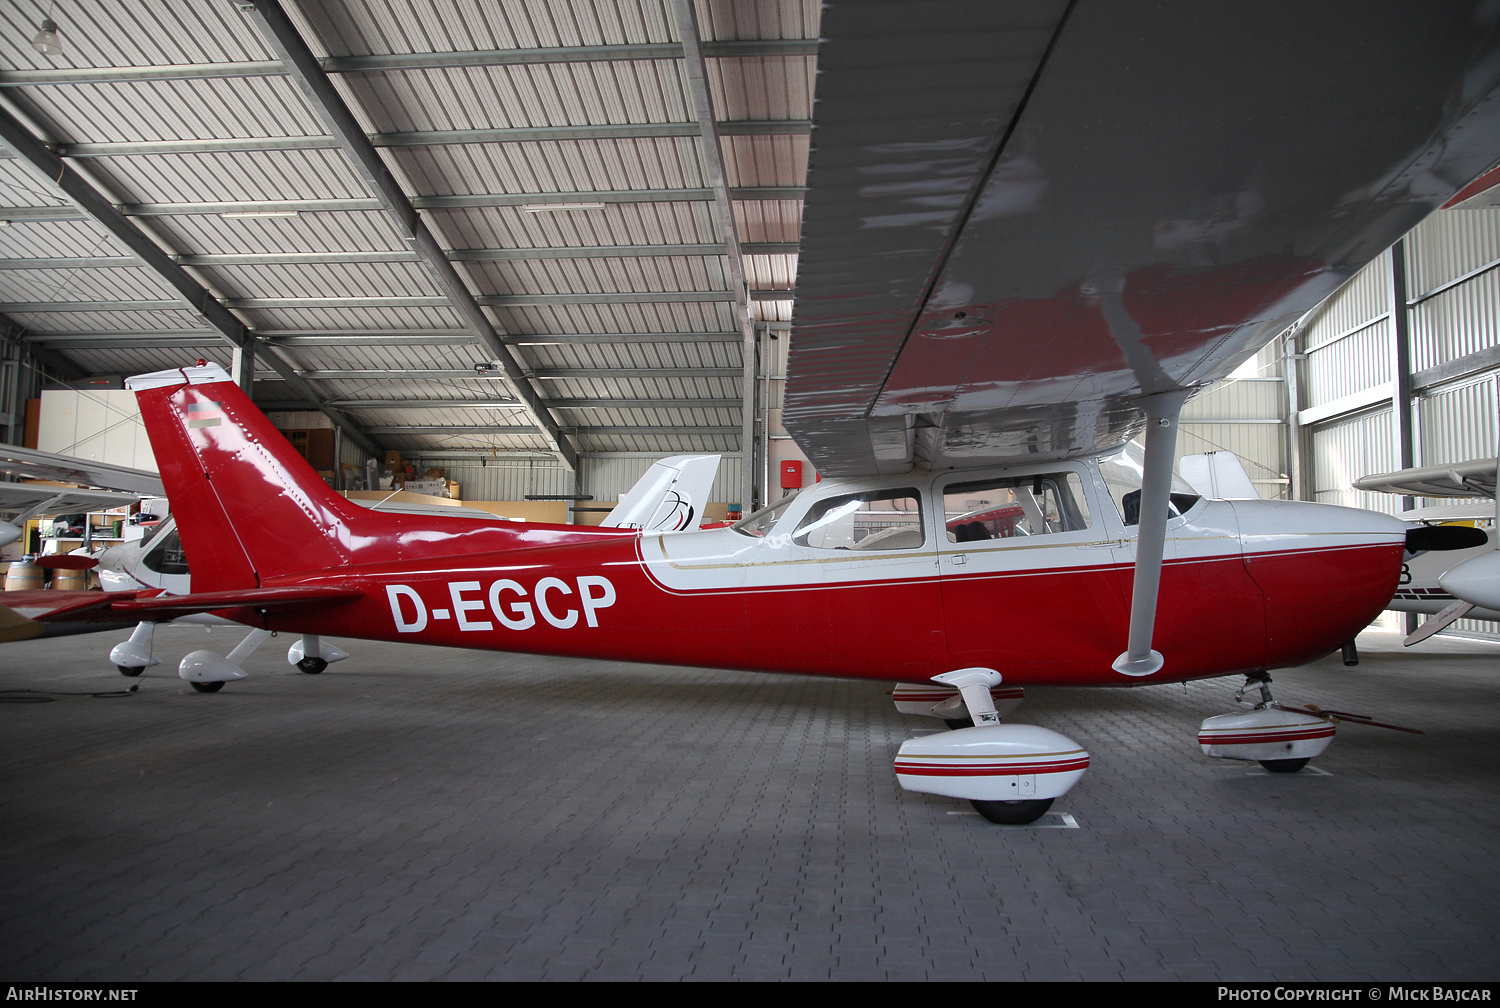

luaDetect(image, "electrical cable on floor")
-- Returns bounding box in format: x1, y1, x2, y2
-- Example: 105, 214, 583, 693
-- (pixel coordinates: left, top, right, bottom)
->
0, 682, 140, 702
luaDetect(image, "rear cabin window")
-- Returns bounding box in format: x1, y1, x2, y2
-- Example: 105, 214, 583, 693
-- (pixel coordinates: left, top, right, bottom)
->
942, 473, 1090, 543
793, 489, 924, 550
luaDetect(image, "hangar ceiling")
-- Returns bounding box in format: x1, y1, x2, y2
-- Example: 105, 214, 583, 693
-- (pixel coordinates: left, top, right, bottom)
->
0, 0, 816, 468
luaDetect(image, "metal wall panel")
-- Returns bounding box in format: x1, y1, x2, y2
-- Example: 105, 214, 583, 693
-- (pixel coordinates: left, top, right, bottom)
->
1416, 374, 1498, 469
1303, 318, 1391, 406
1409, 266, 1500, 373
1181, 378, 1283, 421
1404, 207, 1500, 298
1310, 409, 1399, 513
1304, 247, 1391, 352
430, 459, 573, 502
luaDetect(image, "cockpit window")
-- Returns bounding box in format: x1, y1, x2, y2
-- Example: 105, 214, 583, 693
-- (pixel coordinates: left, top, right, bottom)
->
1098, 441, 1201, 525
942, 473, 1091, 542
141, 527, 190, 575
793, 489, 923, 550
731, 493, 800, 537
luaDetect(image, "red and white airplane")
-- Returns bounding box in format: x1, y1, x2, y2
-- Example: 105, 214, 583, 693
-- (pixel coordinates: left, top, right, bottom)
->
21, 2, 1500, 823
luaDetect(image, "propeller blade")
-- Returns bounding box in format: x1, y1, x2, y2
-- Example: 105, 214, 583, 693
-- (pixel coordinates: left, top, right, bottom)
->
1404, 600, 1474, 646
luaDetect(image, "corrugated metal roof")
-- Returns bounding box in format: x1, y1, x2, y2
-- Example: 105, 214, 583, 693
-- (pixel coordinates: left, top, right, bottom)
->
0, 0, 818, 467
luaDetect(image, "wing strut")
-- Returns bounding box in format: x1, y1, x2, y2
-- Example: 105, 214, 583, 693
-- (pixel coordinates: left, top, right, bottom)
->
1113, 389, 1191, 678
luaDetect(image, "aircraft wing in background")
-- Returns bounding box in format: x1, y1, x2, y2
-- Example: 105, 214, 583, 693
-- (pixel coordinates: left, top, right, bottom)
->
0, 445, 164, 497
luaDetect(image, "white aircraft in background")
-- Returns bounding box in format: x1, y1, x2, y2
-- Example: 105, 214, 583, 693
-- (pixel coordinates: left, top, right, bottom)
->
1353, 458, 1498, 644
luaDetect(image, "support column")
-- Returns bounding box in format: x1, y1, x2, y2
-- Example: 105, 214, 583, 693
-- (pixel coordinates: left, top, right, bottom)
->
1391, 240, 1417, 512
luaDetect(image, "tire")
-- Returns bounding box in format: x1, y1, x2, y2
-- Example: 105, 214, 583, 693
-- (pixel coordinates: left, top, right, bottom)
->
189, 681, 224, 693
944, 718, 974, 729
296, 656, 327, 675
1259, 758, 1309, 773
116, 665, 145, 677
969, 797, 1054, 825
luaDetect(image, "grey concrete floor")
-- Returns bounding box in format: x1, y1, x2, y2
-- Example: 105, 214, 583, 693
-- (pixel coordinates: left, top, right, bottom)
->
0, 623, 1497, 982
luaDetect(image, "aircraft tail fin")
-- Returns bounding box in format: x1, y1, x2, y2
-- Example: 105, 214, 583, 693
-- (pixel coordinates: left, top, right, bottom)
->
601, 454, 721, 531
126, 363, 366, 592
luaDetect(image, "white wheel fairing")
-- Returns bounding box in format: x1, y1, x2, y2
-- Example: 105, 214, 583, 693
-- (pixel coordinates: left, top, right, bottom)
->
895, 724, 1089, 802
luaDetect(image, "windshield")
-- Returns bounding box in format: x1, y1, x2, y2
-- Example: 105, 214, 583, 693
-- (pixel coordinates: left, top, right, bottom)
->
1098, 441, 1201, 525
731, 492, 800, 537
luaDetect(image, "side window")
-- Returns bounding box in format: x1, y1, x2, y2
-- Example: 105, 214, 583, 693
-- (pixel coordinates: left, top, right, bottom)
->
793, 488, 924, 550
942, 473, 1091, 543
142, 529, 190, 575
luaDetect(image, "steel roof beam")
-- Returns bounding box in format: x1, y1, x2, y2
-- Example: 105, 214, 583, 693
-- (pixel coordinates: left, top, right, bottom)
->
0, 243, 798, 270
3, 192, 802, 220
0, 105, 383, 457
26, 330, 741, 351
0, 40, 819, 87
257, 398, 738, 410
0, 122, 812, 160
670, 0, 760, 514
372, 425, 740, 435
0, 189, 804, 221
0, 291, 789, 311
260, 368, 742, 379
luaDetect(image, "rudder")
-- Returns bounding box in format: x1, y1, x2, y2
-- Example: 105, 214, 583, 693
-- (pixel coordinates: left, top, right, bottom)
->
127, 363, 364, 593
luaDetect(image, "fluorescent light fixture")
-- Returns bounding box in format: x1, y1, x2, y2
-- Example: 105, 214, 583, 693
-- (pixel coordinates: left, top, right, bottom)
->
518, 203, 607, 213
31, 18, 60, 55
220, 210, 301, 219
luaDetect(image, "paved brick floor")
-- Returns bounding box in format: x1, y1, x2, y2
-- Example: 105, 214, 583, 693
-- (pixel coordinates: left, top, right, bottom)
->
0, 624, 1496, 981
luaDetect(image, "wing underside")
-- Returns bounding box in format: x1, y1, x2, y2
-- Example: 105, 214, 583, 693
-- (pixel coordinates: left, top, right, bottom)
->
787, 1, 1500, 475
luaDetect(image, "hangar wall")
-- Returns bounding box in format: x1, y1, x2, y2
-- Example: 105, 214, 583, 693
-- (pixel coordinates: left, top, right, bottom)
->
1292, 200, 1500, 634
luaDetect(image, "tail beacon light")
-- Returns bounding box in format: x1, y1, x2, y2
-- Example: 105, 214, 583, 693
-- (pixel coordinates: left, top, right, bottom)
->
1198, 707, 1335, 767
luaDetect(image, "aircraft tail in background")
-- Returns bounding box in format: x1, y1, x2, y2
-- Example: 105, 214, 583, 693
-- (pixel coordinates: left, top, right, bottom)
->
601, 455, 721, 532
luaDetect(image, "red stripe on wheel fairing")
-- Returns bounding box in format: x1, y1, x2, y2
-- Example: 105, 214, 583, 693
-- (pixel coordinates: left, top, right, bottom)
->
893, 757, 1090, 777
1198, 727, 1334, 745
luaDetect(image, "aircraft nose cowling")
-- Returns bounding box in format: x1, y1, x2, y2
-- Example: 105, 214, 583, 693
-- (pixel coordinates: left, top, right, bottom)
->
1438, 550, 1500, 611
1229, 500, 1408, 669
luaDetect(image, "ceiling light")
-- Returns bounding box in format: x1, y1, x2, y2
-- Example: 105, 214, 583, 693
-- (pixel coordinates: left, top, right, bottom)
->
518, 203, 606, 213
220, 210, 301, 219
0, 221, 10, 228
31, 18, 60, 55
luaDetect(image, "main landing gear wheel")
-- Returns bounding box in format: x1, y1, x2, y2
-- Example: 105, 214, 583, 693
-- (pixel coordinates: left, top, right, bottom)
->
296, 657, 327, 675
1258, 758, 1309, 773
116, 665, 145, 677
969, 798, 1054, 825
189, 681, 224, 694
944, 718, 974, 729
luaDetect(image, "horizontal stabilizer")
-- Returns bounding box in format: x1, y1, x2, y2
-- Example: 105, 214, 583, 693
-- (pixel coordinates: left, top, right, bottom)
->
0, 603, 42, 642
3, 589, 132, 623
111, 585, 364, 618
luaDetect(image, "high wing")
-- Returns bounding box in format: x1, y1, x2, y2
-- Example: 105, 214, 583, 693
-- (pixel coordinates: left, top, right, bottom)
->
0, 445, 165, 497
787, 2, 1500, 476
1354, 458, 1500, 499
0, 483, 142, 523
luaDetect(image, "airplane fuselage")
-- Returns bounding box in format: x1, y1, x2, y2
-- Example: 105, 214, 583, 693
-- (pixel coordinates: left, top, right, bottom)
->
231, 462, 1406, 687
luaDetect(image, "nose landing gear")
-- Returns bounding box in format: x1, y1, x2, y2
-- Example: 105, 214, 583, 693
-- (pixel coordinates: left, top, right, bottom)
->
1198, 673, 1335, 772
